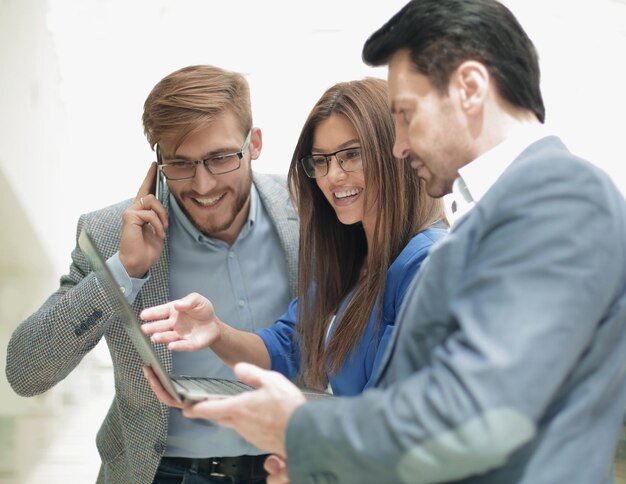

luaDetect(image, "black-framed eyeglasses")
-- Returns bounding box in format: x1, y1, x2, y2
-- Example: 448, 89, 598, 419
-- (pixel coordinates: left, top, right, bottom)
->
156, 130, 252, 180
300, 146, 363, 178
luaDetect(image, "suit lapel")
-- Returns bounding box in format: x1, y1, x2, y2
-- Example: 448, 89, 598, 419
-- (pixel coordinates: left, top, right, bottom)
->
131, 224, 171, 369
253, 172, 299, 298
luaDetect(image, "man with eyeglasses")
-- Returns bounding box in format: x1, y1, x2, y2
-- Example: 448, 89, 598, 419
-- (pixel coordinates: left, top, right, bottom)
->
6, 65, 298, 484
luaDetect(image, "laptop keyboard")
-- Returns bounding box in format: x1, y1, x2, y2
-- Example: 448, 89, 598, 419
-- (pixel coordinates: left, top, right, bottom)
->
300, 388, 333, 400
175, 375, 333, 400
175, 376, 255, 395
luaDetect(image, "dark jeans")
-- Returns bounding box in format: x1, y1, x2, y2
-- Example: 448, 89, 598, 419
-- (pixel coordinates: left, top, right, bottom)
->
153, 457, 267, 484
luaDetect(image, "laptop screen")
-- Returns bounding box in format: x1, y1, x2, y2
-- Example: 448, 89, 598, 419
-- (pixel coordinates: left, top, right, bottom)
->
78, 228, 183, 402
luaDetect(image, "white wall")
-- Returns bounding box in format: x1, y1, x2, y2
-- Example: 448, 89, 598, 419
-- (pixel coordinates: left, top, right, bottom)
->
506, 0, 626, 190
0, 0, 64, 415
2, 0, 625, 279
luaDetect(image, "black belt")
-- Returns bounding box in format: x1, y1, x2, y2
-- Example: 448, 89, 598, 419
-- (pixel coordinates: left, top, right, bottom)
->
161, 455, 268, 480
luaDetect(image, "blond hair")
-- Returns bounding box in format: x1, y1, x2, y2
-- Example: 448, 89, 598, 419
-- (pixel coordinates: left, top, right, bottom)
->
142, 65, 252, 152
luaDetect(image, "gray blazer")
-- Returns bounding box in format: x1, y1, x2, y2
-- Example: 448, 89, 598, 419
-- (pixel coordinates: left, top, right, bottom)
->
285, 137, 626, 484
6, 172, 299, 484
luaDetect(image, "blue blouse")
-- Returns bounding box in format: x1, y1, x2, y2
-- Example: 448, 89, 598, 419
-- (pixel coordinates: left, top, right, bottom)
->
256, 226, 447, 396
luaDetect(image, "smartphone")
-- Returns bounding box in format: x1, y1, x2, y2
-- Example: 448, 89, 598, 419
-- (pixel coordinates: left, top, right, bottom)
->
154, 145, 167, 204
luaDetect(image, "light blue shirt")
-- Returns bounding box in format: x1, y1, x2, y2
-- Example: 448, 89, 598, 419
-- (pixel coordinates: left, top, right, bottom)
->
109, 184, 291, 458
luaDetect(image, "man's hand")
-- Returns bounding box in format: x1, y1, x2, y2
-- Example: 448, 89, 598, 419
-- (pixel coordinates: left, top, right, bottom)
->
142, 365, 184, 409
119, 162, 168, 278
265, 455, 290, 484
140, 292, 222, 352
182, 362, 306, 456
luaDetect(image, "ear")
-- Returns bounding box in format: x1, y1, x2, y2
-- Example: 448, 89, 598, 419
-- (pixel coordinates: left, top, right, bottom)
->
249, 127, 262, 160
451, 61, 489, 116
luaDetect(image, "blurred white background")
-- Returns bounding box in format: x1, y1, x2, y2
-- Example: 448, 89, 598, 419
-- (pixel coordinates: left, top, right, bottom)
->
1, 0, 625, 483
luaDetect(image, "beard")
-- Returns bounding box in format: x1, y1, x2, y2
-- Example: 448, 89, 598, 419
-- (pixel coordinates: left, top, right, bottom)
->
178, 171, 253, 239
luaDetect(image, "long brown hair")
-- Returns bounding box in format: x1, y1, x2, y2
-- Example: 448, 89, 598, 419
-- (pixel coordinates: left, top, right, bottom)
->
288, 77, 446, 388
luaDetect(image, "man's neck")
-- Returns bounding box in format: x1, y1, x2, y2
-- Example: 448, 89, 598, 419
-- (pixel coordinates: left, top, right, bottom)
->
474, 106, 541, 161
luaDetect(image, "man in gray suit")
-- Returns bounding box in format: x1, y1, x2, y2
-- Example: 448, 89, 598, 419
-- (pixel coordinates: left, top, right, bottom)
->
177, 2, 626, 483
5, 65, 298, 483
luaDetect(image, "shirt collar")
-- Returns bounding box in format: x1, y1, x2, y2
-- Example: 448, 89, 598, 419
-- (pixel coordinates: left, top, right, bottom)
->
449, 122, 550, 223
168, 184, 258, 245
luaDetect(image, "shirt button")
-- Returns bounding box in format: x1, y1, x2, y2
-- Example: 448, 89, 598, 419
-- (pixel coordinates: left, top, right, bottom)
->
228, 252, 235, 259
238, 299, 246, 308
120, 286, 126, 294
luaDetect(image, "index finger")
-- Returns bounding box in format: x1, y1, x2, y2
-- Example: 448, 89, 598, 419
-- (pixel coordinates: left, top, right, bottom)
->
140, 301, 174, 321
233, 362, 274, 389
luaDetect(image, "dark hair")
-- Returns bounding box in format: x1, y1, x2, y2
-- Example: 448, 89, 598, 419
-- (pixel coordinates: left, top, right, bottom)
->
288, 78, 446, 387
362, 0, 545, 122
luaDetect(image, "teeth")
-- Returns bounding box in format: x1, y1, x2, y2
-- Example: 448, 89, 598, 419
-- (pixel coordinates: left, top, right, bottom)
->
334, 188, 362, 199
194, 193, 224, 206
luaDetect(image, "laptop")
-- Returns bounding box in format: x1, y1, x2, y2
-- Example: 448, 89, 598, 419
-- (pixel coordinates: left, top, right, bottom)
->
78, 228, 332, 403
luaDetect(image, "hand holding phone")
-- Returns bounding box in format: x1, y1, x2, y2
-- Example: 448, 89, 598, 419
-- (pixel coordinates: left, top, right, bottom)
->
118, 160, 169, 278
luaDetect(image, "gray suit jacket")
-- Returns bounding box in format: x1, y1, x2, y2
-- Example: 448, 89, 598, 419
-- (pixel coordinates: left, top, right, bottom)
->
6, 172, 299, 484
286, 137, 626, 484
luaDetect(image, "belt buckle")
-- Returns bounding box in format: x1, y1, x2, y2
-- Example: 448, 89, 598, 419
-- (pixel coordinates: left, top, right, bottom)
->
209, 458, 227, 478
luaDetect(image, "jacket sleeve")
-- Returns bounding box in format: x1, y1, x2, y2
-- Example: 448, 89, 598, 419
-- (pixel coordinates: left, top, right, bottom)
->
5, 214, 118, 396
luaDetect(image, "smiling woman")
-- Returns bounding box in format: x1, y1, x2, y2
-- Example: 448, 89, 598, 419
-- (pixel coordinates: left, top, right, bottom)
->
308, 116, 369, 228
284, 77, 448, 389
